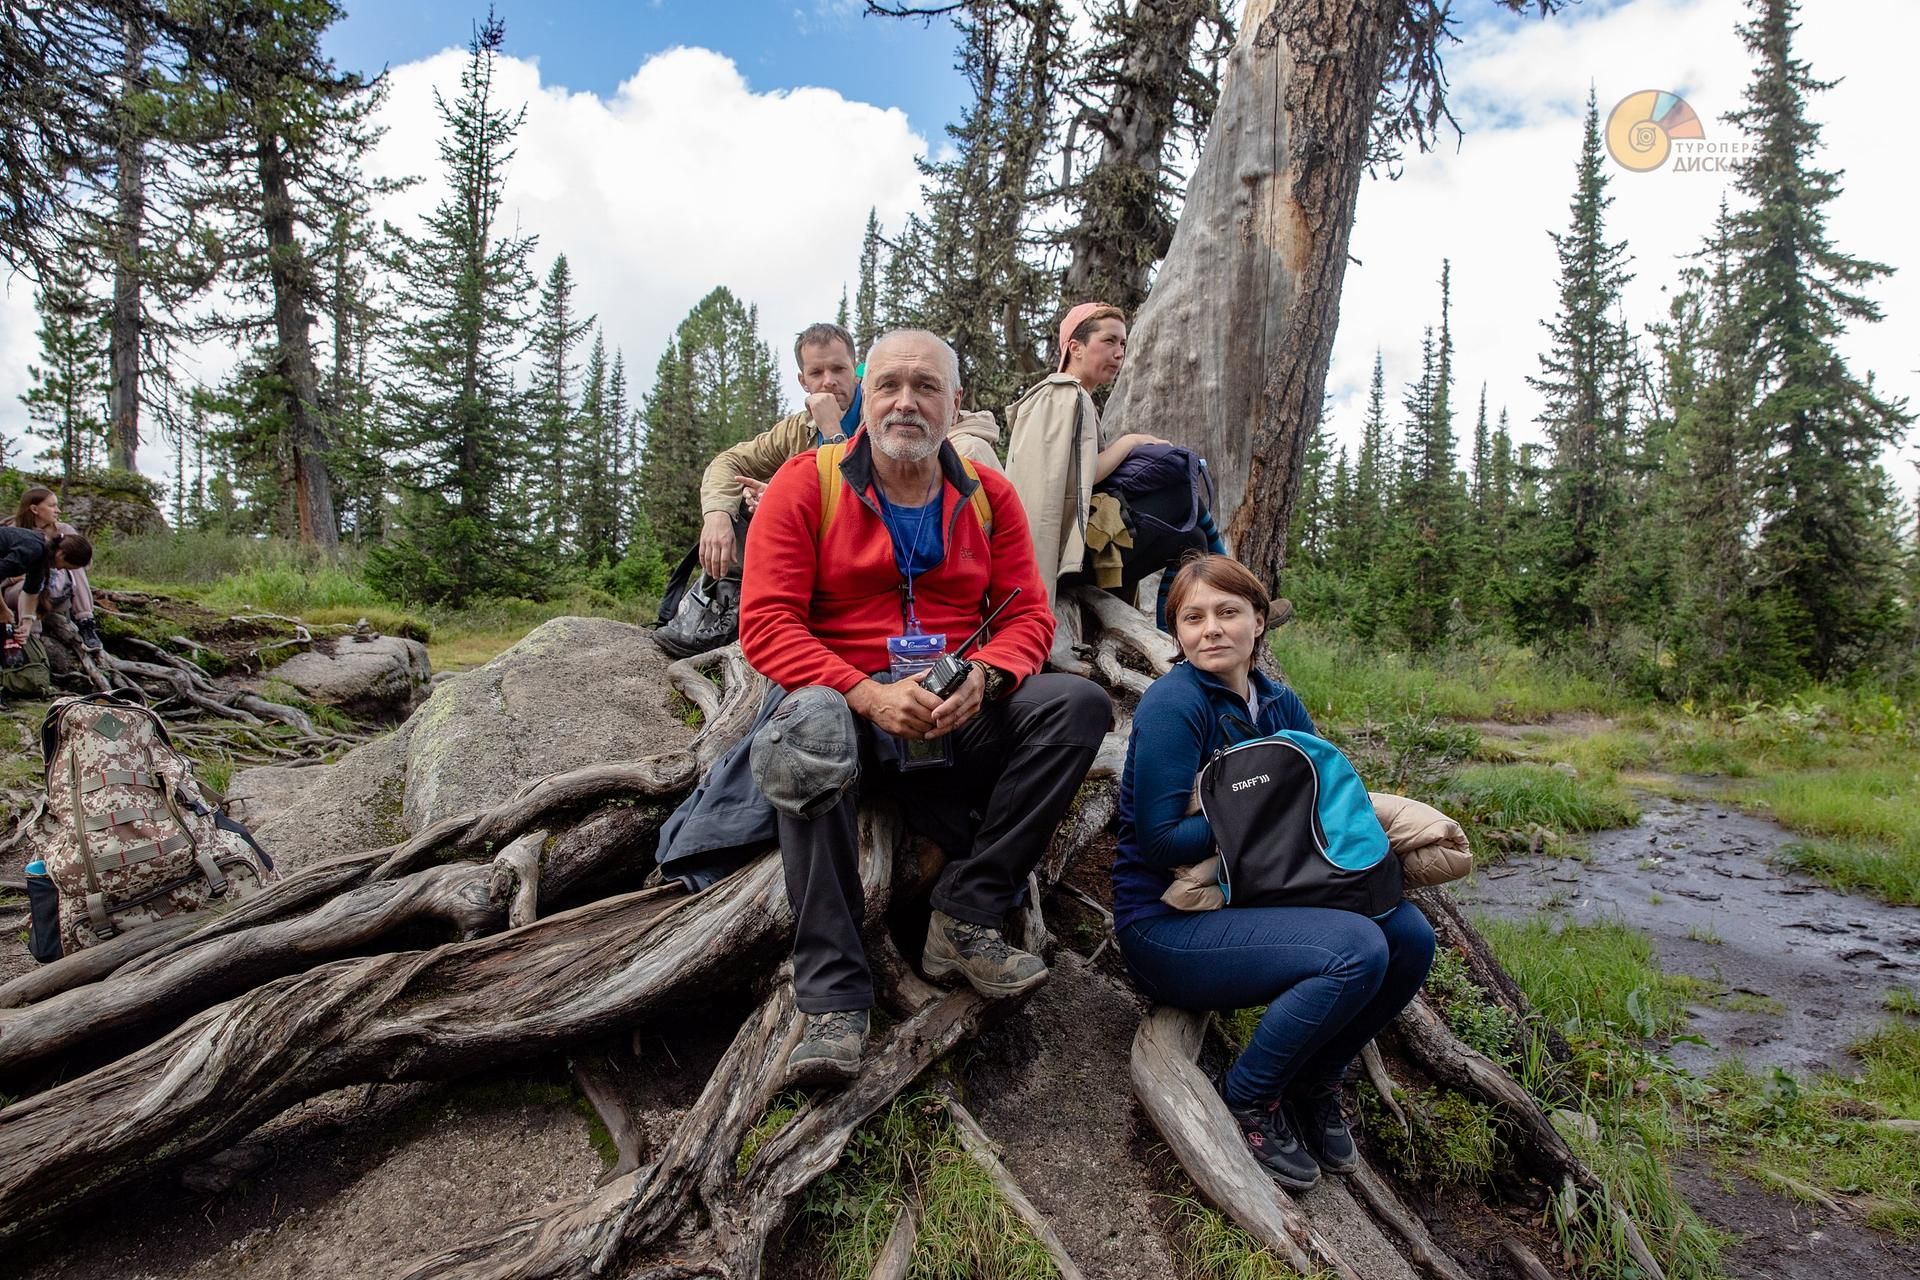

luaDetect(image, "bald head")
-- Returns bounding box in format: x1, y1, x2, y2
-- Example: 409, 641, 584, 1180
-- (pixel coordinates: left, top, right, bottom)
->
866, 329, 961, 392
861, 329, 964, 464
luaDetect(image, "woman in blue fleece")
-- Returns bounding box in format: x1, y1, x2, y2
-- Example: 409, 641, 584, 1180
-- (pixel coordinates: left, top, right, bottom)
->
1114, 555, 1434, 1190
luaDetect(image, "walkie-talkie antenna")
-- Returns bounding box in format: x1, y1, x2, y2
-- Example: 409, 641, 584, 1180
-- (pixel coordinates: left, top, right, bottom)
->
950, 587, 1021, 659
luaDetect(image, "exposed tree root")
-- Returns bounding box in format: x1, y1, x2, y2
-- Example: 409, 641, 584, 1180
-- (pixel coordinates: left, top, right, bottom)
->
868, 1201, 920, 1280
1348, 1158, 1476, 1280
1131, 1005, 1364, 1279
942, 1094, 1087, 1280
1391, 995, 1667, 1280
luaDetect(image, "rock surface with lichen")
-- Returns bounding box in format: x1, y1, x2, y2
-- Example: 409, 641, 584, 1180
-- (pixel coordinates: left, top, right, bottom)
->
225, 617, 696, 872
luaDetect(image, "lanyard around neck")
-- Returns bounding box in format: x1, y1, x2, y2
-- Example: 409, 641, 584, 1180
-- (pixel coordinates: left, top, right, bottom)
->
876, 473, 942, 629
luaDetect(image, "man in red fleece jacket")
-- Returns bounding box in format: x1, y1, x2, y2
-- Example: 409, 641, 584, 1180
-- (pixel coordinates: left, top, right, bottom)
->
741, 328, 1111, 1087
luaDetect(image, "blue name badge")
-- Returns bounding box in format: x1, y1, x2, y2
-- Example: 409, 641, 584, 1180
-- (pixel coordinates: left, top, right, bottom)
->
885, 631, 951, 770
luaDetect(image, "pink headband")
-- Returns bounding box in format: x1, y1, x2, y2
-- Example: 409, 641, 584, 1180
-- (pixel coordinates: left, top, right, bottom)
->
1056, 301, 1116, 372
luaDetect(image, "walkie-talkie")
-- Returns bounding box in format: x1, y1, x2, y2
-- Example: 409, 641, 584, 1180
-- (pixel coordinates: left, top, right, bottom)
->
923, 588, 1023, 700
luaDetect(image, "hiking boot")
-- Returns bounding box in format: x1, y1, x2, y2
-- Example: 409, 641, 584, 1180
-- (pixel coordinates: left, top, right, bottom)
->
782, 1009, 869, 1088
1289, 1079, 1359, 1175
1228, 1096, 1321, 1190
922, 910, 1049, 997
75, 618, 104, 653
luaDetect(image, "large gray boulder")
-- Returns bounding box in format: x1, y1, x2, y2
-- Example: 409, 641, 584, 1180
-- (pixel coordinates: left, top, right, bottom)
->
227, 618, 697, 873
272, 634, 432, 722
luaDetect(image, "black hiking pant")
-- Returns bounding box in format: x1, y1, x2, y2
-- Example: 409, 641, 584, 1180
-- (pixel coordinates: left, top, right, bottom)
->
778, 673, 1111, 1013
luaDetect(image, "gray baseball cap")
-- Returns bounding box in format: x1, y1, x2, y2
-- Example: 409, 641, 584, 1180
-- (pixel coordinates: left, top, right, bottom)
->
750, 686, 860, 819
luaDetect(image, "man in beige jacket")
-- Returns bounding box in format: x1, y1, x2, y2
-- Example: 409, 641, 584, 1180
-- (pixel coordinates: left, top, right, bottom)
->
696, 322, 1003, 578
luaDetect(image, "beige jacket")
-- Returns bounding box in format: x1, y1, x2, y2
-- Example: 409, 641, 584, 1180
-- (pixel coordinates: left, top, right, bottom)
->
699, 407, 1003, 517
1159, 792, 1473, 911
1003, 374, 1098, 605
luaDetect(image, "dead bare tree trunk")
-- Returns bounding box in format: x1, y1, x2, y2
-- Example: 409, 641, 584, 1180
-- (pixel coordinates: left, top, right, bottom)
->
1099, 0, 1399, 587
106, 14, 146, 475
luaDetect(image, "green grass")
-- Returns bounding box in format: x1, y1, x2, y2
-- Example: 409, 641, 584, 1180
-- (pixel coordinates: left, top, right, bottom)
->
423, 589, 657, 672
800, 1092, 1060, 1280
1440, 764, 1640, 845
737, 1092, 806, 1175
1480, 915, 1727, 1279
1886, 989, 1920, 1017
1163, 1195, 1328, 1280
1703, 1021, 1920, 1235
1270, 622, 1619, 724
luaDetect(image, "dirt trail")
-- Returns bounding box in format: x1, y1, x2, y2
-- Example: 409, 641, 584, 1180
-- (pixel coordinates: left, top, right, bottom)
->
1456, 786, 1919, 1076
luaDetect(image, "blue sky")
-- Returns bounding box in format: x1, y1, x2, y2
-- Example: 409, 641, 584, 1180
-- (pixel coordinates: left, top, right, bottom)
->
326, 1, 972, 142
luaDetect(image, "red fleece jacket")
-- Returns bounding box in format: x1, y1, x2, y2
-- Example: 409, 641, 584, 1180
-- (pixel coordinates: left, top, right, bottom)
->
739, 431, 1054, 693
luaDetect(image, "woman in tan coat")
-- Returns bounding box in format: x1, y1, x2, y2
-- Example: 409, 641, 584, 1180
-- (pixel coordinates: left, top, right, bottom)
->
1004, 303, 1216, 646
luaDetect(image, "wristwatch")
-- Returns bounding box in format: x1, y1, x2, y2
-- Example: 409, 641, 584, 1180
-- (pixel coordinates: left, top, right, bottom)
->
971, 660, 1012, 701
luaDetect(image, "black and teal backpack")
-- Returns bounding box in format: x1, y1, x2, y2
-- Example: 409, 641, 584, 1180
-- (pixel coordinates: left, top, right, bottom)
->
1197, 727, 1402, 918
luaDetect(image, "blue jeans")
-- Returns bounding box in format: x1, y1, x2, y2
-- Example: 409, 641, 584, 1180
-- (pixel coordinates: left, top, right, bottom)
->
1119, 901, 1435, 1108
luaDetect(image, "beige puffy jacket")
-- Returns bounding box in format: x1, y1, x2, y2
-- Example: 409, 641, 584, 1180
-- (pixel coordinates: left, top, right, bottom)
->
1160, 792, 1473, 911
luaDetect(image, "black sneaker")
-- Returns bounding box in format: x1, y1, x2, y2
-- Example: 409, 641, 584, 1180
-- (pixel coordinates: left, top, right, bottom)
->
1289, 1079, 1359, 1175
1227, 1097, 1321, 1190
75, 618, 104, 652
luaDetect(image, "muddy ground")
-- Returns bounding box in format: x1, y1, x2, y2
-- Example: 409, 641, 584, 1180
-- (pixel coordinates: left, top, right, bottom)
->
1459, 781, 1920, 1280
1456, 786, 1920, 1078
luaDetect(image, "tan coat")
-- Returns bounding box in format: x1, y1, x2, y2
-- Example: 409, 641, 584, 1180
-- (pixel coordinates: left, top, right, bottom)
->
699, 408, 1003, 517
1003, 374, 1098, 605
1159, 791, 1473, 911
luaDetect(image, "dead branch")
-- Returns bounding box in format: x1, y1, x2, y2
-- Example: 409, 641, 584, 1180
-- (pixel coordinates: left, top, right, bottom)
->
0, 811, 664, 1084
489, 830, 547, 929
570, 1049, 648, 1182
1360, 1042, 1411, 1136
868, 1201, 919, 1280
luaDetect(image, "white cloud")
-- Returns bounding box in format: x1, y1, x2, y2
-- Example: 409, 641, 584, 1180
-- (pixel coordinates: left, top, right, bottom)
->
1326, 0, 1920, 482
0, 44, 929, 481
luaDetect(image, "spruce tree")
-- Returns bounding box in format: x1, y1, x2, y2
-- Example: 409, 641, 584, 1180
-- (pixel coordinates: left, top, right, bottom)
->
1382, 265, 1467, 651
854, 208, 882, 356
174, 0, 390, 547
1350, 351, 1390, 565
371, 14, 538, 604
1521, 89, 1637, 647
528, 254, 595, 551
636, 287, 784, 552
573, 331, 625, 568
1726, 0, 1911, 678
19, 255, 109, 484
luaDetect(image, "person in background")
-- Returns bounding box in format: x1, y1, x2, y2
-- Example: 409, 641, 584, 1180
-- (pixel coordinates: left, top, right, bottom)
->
695, 322, 1003, 581
0, 523, 94, 668
1004, 303, 1220, 642
1111, 554, 1434, 1190
2, 487, 103, 652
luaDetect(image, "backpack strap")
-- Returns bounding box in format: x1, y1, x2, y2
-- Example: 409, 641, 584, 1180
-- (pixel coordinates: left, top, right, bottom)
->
816, 442, 996, 542
815, 442, 848, 541
69, 746, 115, 940
957, 458, 995, 540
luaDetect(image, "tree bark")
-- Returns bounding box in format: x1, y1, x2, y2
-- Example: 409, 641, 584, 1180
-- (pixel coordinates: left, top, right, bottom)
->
107, 14, 145, 475
1101, 0, 1402, 588
255, 130, 338, 547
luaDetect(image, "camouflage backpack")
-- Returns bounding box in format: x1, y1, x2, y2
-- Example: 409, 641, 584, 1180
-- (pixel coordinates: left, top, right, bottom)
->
24, 691, 278, 959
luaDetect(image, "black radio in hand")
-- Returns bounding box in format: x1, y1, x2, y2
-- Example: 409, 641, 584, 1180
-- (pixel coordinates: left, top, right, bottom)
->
922, 588, 1022, 700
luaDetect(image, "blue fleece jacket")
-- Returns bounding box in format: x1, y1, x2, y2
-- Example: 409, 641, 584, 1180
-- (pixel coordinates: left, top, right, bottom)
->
1112, 660, 1316, 930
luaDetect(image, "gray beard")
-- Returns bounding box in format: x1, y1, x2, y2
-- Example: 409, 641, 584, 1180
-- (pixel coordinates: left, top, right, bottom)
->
873, 418, 944, 463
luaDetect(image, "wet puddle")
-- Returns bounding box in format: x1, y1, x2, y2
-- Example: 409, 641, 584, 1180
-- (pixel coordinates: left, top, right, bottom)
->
1454, 789, 1920, 1076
